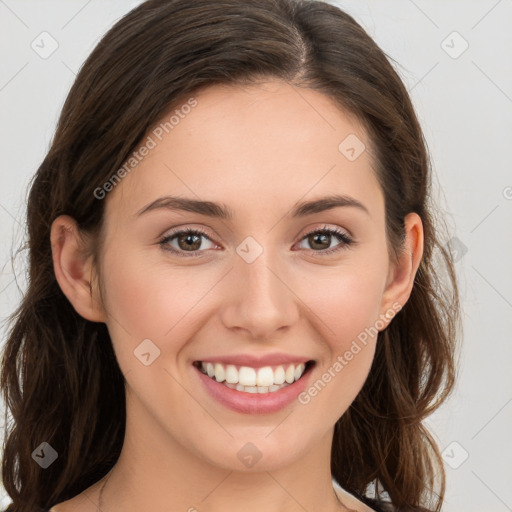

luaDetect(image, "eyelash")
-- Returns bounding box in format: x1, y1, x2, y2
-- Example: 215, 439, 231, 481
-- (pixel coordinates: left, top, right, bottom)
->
158, 225, 355, 258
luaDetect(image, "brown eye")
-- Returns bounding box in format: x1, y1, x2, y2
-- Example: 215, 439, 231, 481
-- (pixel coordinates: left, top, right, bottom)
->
159, 228, 217, 257
297, 226, 354, 254
176, 232, 203, 251
307, 232, 331, 250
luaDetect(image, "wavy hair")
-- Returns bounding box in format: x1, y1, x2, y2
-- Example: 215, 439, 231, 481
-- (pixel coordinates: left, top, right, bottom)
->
1, 1, 460, 510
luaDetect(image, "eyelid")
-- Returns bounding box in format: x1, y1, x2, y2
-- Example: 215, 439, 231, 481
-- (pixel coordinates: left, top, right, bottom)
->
296, 223, 353, 241
293, 224, 354, 254
158, 225, 220, 257
159, 224, 217, 241
160, 223, 352, 242
158, 223, 355, 257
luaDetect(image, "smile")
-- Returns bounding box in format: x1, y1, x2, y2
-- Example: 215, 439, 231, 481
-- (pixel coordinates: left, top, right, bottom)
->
194, 361, 313, 394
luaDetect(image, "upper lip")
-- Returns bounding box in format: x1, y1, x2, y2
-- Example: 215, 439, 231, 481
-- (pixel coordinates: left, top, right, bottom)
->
194, 353, 314, 368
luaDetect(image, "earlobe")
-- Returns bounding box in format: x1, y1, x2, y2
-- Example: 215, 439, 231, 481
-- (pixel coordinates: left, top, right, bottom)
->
50, 215, 106, 323
378, 212, 424, 329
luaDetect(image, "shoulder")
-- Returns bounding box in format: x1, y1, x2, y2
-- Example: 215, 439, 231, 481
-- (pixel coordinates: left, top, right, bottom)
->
47, 492, 96, 512
333, 481, 394, 512
47, 476, 105, 512
356, 496, 396, 512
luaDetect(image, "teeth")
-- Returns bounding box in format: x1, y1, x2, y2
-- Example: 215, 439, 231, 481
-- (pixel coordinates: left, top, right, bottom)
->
225, 364, 238, 384
214, 363, 225, 382
239, 367, 257, 386
256, 366, 274, 387
294, 363, 305, 381
228, 382, 289, 393
273, 366, 285, 385
285, 365, 295, 384
199, 361, 308, 392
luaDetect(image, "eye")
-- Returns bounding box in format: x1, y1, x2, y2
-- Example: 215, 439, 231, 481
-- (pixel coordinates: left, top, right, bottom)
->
296, 225, 354, 255
159, 224, 355, 258
159, 228, 219, 257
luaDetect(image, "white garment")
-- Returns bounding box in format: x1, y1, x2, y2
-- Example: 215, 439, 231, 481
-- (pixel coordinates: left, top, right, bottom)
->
332, 479, 378, 512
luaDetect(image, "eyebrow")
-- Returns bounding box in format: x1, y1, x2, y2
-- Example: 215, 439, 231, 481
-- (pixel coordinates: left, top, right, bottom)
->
136, 193, 370, 219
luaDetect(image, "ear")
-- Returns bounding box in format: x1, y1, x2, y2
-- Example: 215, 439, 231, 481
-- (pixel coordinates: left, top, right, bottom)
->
50, 215, 106, 323
378, 212, 424, 328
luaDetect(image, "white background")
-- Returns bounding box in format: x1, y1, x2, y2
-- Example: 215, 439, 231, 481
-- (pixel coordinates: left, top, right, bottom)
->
1, 1, 511, 511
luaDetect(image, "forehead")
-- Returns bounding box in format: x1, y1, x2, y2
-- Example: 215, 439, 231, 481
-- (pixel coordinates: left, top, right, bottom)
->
104, 79, 382, 223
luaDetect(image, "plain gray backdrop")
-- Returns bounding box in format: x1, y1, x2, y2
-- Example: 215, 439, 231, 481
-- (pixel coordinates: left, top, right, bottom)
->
1, 1, 511, 511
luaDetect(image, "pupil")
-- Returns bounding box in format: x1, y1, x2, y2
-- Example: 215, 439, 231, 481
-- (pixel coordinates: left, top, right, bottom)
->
180, 234, 201, 250
310, 233, 329, 250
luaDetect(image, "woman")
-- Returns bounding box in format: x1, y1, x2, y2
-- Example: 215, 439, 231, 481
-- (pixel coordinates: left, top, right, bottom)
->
0, 0, 460, 511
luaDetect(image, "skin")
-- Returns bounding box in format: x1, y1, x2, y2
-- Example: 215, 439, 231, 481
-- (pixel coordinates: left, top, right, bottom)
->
50, 79, 423, 512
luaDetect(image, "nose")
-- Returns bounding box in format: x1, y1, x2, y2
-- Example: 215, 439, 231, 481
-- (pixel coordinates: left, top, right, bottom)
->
220, 249, 299, 340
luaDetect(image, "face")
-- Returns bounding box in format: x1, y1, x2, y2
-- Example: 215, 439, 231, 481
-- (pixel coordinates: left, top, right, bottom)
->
92, 79, 402, 472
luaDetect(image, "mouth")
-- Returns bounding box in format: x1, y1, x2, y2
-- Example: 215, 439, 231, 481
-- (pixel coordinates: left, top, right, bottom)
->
193, 360, 315, 394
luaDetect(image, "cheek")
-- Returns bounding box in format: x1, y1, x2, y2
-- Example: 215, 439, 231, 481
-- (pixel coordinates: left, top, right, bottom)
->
293, 264, 386, 415
98, 249, 214, 423
300, 262, 387, 348
98, 246, 222, 366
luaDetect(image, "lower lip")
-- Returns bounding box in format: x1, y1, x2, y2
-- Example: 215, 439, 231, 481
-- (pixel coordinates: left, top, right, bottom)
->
194, 364, 313, 414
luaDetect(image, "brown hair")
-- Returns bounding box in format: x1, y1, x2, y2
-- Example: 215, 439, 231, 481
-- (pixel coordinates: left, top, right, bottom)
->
1, 1, 460, 511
